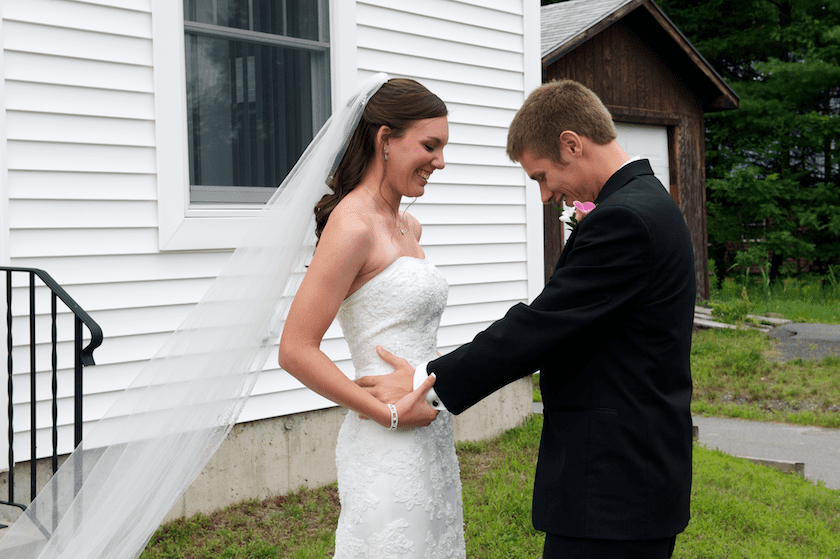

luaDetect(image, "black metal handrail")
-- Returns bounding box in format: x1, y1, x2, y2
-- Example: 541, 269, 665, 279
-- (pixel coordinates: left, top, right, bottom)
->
1, 267, 103, 528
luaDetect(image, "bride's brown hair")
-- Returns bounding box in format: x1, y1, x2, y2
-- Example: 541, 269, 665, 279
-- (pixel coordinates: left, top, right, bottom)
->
314, 78, 447, 240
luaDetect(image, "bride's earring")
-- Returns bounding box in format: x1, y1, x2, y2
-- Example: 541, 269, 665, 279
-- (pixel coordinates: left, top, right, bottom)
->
383, 147, 388, 161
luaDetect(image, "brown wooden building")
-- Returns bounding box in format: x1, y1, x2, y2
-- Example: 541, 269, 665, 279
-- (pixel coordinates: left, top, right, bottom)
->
541, 0, 738, 300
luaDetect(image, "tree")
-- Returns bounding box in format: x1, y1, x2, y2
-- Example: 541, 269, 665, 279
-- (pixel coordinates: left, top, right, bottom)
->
658, 0, 840, 281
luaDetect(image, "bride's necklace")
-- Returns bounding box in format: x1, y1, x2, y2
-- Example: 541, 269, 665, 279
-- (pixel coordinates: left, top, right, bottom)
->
364, 185, 406, 235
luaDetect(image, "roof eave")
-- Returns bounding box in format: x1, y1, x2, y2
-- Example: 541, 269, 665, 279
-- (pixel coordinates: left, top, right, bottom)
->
541, 0, 740, 111
640, 0, 739, 110
542, 1, 641, 69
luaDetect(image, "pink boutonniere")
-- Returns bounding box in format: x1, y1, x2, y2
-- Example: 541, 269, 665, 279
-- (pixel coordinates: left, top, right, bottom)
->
559, 201, 596, 229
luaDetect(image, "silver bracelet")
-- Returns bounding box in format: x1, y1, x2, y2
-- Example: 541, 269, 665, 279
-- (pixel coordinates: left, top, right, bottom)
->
387, 404, 398, 430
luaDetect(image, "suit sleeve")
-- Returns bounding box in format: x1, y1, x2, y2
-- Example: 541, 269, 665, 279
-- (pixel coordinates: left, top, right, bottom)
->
428, 204, 652, 414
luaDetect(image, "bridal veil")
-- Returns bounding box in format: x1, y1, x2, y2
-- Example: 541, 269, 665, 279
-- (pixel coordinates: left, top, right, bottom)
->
0, 73, 389, 559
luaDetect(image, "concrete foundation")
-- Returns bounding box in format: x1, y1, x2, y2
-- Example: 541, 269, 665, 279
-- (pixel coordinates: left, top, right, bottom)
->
1, 376, 533, 529
165, 375, 533, 522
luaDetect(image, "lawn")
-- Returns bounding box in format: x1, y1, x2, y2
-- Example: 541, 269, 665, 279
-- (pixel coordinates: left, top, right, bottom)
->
141, 414, 840, 559
142, 282, 840, 558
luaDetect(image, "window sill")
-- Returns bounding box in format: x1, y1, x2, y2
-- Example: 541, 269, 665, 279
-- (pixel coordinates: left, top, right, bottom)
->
160, 207, 263, 252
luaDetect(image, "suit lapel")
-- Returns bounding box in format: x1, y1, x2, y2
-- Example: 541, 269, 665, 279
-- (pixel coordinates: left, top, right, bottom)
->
556, 227, 577, 270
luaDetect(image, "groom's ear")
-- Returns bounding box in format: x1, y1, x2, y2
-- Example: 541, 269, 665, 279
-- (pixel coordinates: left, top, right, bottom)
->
558, 131, 582, 158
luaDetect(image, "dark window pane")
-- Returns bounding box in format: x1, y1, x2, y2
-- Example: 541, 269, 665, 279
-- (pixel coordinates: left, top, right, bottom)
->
185, 0, 319, 40
286, 0, 319, 40
185, 0, 241, 29
185, 34, 315, 189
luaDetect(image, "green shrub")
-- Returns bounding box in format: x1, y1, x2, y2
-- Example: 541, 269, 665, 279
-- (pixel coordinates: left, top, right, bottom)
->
711, 287, 752, 324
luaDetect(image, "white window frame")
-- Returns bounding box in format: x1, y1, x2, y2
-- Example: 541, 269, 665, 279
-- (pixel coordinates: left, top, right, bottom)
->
152, 0, 357, 251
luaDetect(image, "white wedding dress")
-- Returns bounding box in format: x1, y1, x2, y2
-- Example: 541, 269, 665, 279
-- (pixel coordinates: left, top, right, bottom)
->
334, 256, 466, 559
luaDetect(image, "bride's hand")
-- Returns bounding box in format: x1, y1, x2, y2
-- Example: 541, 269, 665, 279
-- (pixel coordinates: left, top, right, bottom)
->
393, 373, 439, 428
355, 346, 416, 402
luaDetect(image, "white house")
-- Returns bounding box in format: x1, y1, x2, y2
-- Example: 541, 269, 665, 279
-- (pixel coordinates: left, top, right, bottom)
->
1, 0, 540, 523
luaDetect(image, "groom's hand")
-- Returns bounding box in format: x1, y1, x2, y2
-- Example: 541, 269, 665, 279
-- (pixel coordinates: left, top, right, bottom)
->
355, 346, 416, 403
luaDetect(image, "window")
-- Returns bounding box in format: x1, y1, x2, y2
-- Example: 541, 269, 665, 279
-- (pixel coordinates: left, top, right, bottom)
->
184, 0, 330, 204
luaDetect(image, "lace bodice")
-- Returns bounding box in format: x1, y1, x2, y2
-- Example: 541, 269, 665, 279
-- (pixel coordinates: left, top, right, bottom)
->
332, 256, 465, 559
338, 256, 448, 378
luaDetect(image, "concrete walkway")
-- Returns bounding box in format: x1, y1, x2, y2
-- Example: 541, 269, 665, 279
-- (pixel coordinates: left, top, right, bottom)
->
693, 415, 840, 489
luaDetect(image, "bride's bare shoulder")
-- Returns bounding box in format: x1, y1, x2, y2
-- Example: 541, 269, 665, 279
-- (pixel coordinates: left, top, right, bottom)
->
320, 193, 374, 246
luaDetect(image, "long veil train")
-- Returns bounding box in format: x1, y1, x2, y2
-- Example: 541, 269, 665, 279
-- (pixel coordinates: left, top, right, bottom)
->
0, 73, 389, 559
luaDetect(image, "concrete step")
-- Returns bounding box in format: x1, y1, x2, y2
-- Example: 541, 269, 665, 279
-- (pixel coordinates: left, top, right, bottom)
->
693, 305, 790, 333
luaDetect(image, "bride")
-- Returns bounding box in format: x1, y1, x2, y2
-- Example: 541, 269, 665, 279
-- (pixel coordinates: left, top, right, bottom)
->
0, 74, 460, 559
278, 78, 466, 558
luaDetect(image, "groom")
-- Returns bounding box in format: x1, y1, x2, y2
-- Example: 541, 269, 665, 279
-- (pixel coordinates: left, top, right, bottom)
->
362, 80, 695, 559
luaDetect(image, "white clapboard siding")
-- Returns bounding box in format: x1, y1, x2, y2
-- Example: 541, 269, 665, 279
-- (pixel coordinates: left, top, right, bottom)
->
3, 23, 152, 67
2, 0, 228, 460
7, 142, 156, 174
419, 184, 525, 206
425, 243, 527, 266
437, 320, 507, 351
81, 331, 171, 371
360, 0, 523, 36
7, 279, 212, 320
421, 224, 527, 246
7, 171, 158, 201
10, 200, 158, 229
10, 253, 232, 285
240, 388, 336, 423
11, 424, 78, 461
2, 0, 153, 38
250, 0, 530, 422
447, 102, 520, 128
425, 161, 524, 187
9, 229, 162, 258
5, 82, 155, 119
448, 121, 511, 149
409, 204, 525, 226
353, 1, 532, 368
5, 53, 155, 94
6, 111, 157, 147
3, 0, 536, 453
438, 262, 527, 285
356, 3, 521, 52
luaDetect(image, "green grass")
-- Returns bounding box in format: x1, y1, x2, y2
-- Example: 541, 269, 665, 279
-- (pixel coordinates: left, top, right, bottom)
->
142, 415, 840, 559
457, 414, 543, 558
690, 328, 840, 428
141, 486, 339, 559
142, 282, 840, 558
677, 445, 840, 559
710, 276, 840, 325
692, 276, 840, 428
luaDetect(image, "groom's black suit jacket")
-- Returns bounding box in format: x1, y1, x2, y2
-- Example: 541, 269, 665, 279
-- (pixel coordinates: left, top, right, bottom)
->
428, 160, 694, 540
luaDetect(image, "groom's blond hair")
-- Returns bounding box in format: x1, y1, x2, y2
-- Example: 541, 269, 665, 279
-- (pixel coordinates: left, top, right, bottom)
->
507, 80, 616, 163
